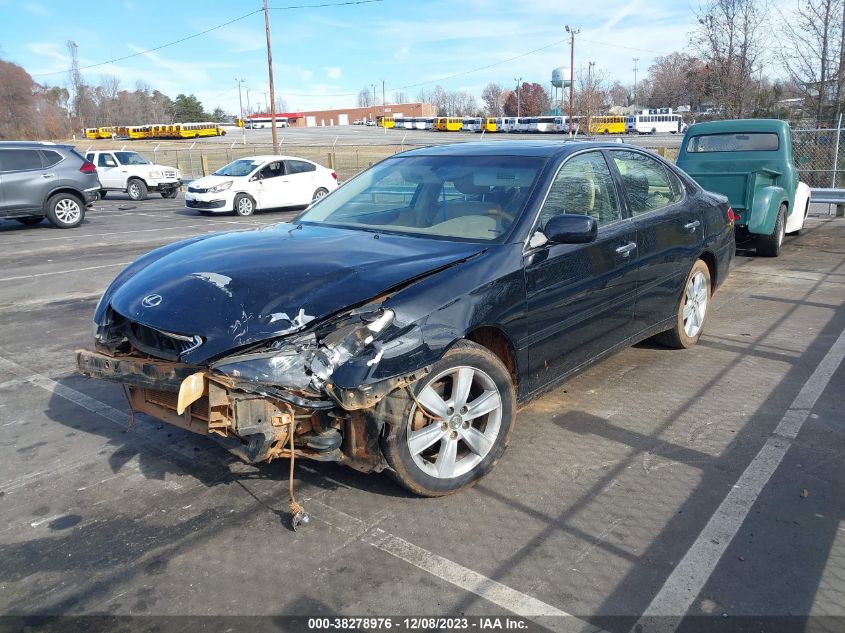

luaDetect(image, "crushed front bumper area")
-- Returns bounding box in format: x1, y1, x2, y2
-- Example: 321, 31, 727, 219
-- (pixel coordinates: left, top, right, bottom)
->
76, 348, 427, 472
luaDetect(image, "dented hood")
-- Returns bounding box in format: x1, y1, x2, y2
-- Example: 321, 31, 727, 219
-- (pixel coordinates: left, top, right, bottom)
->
107, 222, 485, 362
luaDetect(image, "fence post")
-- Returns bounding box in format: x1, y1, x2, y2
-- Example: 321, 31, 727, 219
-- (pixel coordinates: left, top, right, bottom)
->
189, 142, 196, 178
201, 155, 209, 176
327, 153, 335, 170
657, 147, 667, 158
833, 113, 843, 188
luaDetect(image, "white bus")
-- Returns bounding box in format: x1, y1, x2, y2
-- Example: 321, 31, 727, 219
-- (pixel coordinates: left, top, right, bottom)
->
499, 117, 519, 133
418, 117, 435, 130
535, 116, 559, 133
625, 109, 685, 135
246, 116, 290, 129
553, 116, 581, 134
463, 117, 483, 133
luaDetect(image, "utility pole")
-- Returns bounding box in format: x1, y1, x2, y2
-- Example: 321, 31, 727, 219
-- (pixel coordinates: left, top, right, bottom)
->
382, 80, 386, 134
246, 89, 252, 117
236, 78, 246, 144
565, 25, 580, 137
633, 58, 639, 111
263, 0, 279, 153
371, 83, 376, 123
514, 77, 522, 117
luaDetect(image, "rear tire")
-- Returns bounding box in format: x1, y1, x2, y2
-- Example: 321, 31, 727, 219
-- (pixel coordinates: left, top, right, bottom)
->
654, 259, 711, 349
16, 217, 44, 226
757, 204, 786, 257
127, 179, 147, 201
161, 189, 179, 199
378, 340, 515, 497
45, 193, 85, 228
312, 187, 329, 202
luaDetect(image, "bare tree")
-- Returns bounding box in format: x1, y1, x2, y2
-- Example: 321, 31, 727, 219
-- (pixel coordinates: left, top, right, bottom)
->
0, 60, 37, 138
779, 0, 844, 126
392, 91, 409, 104
481, 82, 505, 116
694, 0, 767, 117
357, 87, 373, 107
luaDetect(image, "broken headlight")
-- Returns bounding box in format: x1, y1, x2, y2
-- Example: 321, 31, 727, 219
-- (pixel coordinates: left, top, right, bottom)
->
308, 308, 395, 389
211, 334, 317, 392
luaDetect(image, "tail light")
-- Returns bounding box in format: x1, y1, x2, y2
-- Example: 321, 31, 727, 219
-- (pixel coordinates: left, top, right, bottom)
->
331, 171, 337, 180
80, 161, 96, 173
727, 207, 736, 222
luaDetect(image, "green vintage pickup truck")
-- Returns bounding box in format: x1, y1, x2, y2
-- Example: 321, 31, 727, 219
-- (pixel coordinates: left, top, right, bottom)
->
676, 119, 810, 257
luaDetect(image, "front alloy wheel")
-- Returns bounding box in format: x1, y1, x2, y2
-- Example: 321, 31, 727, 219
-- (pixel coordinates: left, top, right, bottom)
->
379, 340, 515, 496
234, 194, 255, 216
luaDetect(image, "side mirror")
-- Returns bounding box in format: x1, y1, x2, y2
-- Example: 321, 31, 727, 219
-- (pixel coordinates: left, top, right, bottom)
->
543, 213, 597, 244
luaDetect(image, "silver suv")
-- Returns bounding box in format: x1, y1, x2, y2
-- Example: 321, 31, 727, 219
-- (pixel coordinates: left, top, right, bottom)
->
0, 142, 101, 229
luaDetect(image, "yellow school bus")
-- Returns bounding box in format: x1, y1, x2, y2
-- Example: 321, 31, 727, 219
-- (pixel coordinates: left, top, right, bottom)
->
126, 125, 152, 140
176, 122, 225, 138
589, 115, 626, 135
433, 117, 463, 132
482, 117, 499, 132
377, 116, 395, 129
84, 128, 98, 140
96, 127, 115, 139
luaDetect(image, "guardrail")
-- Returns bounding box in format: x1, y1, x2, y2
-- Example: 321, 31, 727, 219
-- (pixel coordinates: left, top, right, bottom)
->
810, 188, 845, 217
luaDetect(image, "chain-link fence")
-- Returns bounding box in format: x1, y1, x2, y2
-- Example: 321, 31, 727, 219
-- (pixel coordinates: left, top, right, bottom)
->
792, 128, 845, 188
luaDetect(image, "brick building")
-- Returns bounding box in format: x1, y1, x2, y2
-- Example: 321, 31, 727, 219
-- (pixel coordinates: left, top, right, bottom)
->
246, 102, 437, 128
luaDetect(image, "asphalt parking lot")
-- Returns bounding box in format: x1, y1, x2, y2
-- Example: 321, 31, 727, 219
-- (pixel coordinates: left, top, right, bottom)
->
0, 195, 843, 632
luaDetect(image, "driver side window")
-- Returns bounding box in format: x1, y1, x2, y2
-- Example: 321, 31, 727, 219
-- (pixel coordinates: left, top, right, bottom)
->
259, 161, 285, 179
98, 154, 117, 168
540, 151, 620, 228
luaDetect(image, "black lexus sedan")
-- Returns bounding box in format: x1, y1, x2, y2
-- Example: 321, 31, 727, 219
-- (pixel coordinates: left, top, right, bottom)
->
77, 142, 735, 496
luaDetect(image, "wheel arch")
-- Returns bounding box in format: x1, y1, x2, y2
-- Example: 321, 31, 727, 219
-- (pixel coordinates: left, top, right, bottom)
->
42, 187, 85, 210
466, 325, 518, 389
697, 250, 718, 290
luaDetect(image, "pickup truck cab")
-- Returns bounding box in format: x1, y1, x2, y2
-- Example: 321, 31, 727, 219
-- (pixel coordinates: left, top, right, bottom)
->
676, 119, 809, 257
85, 150, 181, 201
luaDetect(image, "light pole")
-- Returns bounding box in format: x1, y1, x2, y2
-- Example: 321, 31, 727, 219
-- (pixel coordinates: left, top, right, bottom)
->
371, 83, 376, 123
633, 58, 639, 111
514, 76, 522, 118
565, 25, 580, 137
236, 78, 246, 144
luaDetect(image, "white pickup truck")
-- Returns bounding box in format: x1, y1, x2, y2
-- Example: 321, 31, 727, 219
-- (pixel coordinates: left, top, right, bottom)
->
85, 150, 182, 201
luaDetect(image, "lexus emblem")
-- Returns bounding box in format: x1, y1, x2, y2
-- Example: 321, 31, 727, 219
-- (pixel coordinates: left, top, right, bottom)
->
141, 294, 163, 308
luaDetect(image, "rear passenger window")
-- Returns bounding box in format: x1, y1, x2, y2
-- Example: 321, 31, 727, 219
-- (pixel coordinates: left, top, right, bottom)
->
41, 150, 63, 166
287, 160, 316, 174
0, 149, 43, 172
612, 151, 679, 215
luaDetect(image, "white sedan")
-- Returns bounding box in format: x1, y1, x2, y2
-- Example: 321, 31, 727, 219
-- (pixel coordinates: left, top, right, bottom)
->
185, 155, 338, 216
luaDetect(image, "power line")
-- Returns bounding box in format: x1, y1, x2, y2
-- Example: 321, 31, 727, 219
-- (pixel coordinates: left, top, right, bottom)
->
31, 0, 387, 79
578, 37, 668, 56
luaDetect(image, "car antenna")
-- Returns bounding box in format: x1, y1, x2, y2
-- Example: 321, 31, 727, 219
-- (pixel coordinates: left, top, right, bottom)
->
287, 223, 303, 235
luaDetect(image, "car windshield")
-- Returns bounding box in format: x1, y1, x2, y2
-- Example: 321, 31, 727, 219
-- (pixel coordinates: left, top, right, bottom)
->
685, 132, 779, 153
114, 152, 149, 165
214, 159, 262, 177
297, 155, 544, 242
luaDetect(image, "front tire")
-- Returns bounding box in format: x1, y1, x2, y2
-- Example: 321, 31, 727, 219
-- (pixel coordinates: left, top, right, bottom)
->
45, 193, 84, 228
654, 259, 711, 349
378, 341, 515, 496
161, 188, 179, 199
757, 204, 786, 257
234, 193, 256, 216
127, 179, 148, 201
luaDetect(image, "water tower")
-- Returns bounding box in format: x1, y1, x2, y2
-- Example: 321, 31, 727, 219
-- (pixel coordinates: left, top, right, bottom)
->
551, 68, 571, 115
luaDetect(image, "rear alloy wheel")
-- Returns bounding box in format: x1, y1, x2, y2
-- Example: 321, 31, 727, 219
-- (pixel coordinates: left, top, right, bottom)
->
757, 204, 786, 257
379, 341, 515, 496
234, 193, 255, 216
127, 179, 148, 201
655, 259, 711, 349
45, 193, 84, 229
16, 216, 44, 226
312, 187, 329, 202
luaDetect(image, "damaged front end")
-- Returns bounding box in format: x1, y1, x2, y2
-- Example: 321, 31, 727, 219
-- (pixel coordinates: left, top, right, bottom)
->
77, 303, 430, 473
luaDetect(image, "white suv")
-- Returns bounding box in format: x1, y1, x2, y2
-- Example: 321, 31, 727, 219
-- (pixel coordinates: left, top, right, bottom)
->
184, 155, 338, 216
85, 150, 181, 201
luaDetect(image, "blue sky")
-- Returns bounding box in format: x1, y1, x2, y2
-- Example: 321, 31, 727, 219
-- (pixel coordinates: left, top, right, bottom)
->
2, 0, 705, 115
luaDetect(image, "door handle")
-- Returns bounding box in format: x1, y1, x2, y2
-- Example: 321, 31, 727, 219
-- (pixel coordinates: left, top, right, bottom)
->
615, 242, 637, 257
684, 220, 701, 232
41, 173, 55, 178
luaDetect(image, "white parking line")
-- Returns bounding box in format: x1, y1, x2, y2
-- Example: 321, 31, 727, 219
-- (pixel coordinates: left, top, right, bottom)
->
0, 353, 594, 631
635, 323, 845, 632
0, 262, 132, 283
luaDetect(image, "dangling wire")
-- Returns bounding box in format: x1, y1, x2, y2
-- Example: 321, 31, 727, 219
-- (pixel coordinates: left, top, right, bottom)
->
288, 423, 309, 530
122, 384, 137, 432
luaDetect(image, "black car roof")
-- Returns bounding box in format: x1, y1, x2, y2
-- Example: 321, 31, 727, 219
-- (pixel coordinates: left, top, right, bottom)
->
398, 140, 638, 158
